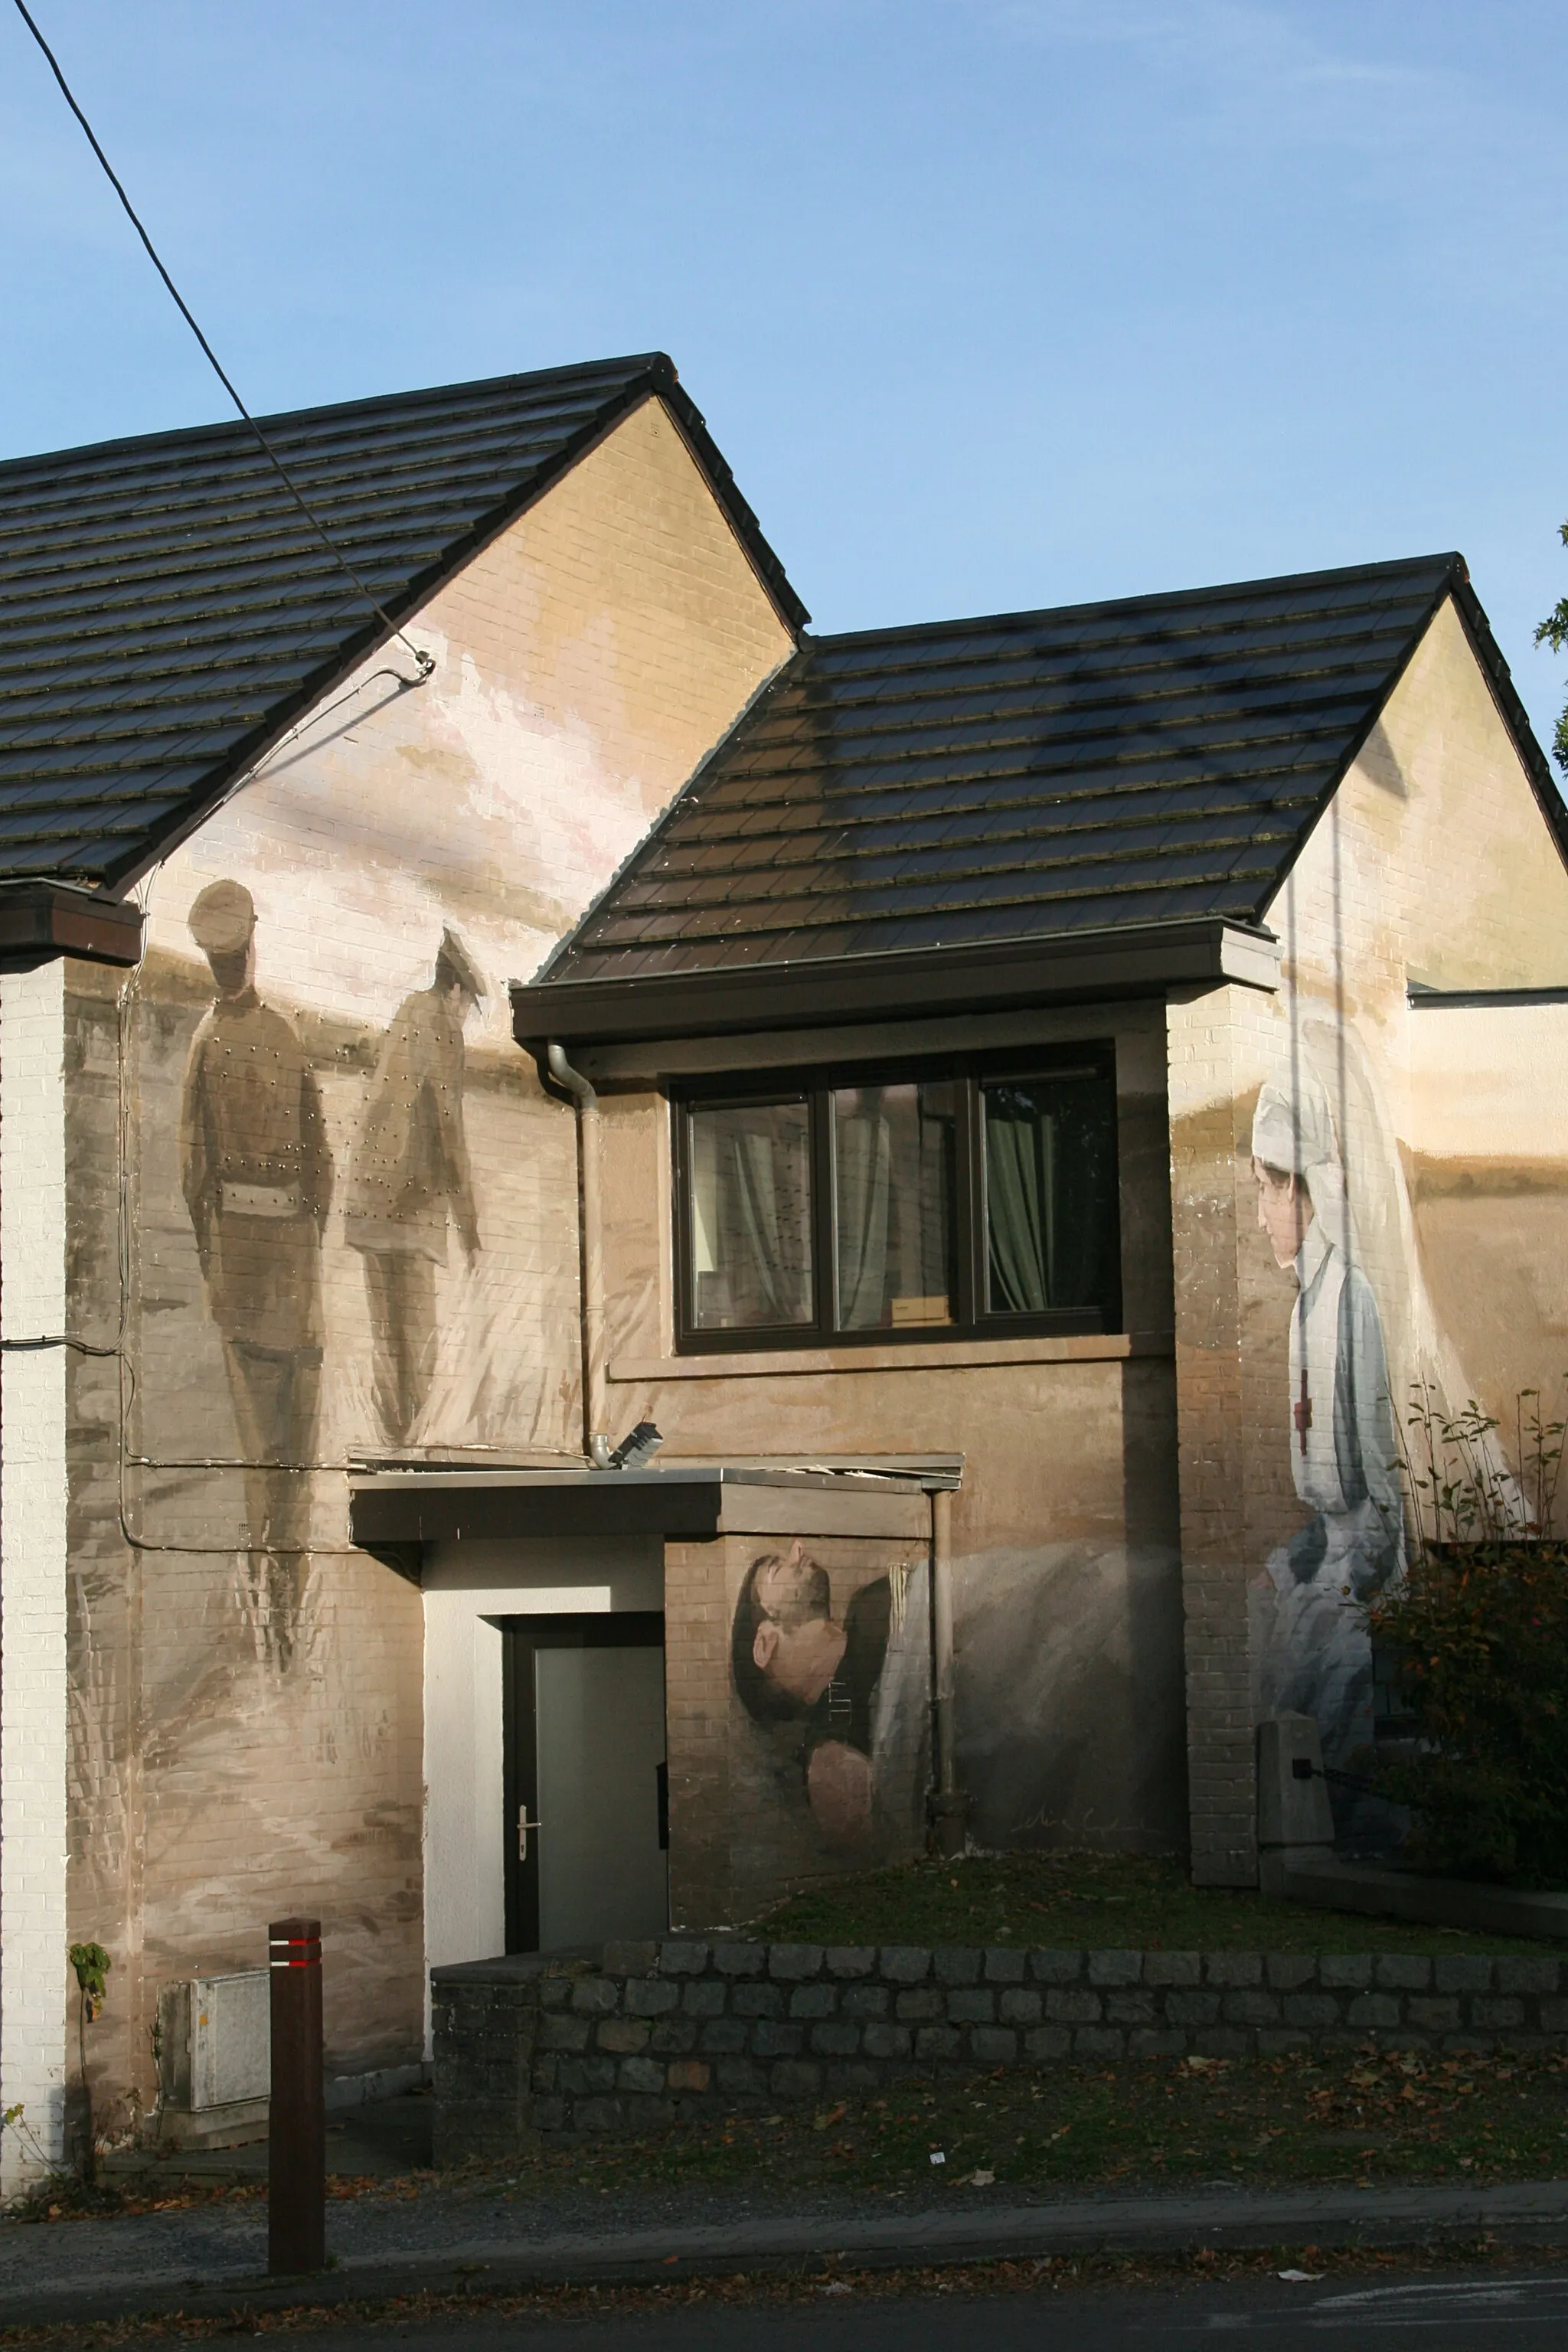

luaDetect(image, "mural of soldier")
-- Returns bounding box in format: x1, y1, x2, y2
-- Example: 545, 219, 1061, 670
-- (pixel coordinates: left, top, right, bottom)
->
180, 879, 332, 1665
1250, 1068, 1403, 1827
345, 927, 485, 1446
730, 1542, 929, 1849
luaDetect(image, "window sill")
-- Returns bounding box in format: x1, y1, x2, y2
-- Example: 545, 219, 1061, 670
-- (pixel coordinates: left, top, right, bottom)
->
608, 1331, 1174, 1380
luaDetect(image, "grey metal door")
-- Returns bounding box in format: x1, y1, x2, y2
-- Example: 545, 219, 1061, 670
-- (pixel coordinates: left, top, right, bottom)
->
502, 1613, 668, 1952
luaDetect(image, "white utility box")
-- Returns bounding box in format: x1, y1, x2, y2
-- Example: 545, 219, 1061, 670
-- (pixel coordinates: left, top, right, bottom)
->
157, 1970, 270, 2148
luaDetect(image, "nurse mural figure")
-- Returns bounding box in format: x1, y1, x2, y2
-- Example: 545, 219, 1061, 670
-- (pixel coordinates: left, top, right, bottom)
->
1251, 1075, 1403, 1814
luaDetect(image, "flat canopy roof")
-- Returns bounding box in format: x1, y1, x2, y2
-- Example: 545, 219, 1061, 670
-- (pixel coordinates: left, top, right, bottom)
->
350, 1461, 952, 1547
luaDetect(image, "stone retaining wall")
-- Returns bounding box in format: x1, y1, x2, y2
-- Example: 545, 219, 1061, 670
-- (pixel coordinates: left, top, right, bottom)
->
431, 1937, 1568, 2156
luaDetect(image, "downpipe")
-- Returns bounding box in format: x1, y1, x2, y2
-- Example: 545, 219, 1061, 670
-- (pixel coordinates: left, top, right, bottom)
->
546, 1043, 612, 1471
930, 1485, 968, 1857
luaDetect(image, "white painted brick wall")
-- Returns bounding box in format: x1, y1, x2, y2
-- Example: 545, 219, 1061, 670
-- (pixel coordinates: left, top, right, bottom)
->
1, 959, 70, 2191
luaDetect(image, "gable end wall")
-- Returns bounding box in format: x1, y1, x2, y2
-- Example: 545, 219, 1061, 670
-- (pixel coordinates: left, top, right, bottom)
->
1171, 596, 1568, 1880
55, 397, 792, 2125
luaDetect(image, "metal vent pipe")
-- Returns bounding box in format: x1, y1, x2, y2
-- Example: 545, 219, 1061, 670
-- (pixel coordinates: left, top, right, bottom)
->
546, 1043, 612, 1471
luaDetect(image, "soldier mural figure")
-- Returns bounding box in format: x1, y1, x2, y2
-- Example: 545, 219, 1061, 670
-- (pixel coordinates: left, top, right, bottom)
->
181, 880, 332, 1665
345, 928, 485, 1446
1250, 1069, 1403, 1831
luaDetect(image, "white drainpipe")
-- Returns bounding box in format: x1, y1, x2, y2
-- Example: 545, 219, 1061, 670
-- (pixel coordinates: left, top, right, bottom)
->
547, 1043, 612, 1471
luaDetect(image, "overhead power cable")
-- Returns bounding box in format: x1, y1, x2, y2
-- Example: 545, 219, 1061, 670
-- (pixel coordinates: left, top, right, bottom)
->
11, 0, 434, 679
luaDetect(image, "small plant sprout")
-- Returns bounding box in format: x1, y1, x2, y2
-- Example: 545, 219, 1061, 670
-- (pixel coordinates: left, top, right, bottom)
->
67, 1942, 110, 2187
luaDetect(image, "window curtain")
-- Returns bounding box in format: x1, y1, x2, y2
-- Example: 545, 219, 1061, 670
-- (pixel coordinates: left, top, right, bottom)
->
835, 1102, 892, 1328
986, 1089, 1054, 1313
727, 1125, 805, 1324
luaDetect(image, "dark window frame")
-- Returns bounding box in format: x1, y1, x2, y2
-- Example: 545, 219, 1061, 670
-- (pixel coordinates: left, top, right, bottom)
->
671, 1045, 1122, 1354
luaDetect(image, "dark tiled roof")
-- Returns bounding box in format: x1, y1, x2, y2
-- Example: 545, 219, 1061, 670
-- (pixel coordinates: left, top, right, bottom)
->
538, 552, 1551, 993
0, 354, 804, 888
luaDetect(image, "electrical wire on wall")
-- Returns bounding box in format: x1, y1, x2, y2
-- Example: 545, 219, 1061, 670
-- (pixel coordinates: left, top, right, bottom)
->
10, 0, 435, 686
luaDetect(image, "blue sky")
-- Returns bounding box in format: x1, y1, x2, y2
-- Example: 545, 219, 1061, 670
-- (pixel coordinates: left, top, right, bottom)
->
5, 0, 1568, 757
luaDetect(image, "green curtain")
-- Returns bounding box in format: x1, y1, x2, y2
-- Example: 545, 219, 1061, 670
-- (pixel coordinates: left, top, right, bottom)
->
986, 1087, 1054, 1313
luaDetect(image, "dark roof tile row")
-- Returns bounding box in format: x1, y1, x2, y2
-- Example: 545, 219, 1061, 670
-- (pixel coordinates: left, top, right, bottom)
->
539, 553, 1560, 988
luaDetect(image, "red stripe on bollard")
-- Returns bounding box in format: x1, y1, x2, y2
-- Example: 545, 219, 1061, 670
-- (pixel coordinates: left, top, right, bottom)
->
267, 1915, 325, 2275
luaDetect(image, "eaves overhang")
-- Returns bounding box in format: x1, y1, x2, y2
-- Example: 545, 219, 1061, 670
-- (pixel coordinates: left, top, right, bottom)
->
0, 880, 144, 969
511, 917, 1280, 1055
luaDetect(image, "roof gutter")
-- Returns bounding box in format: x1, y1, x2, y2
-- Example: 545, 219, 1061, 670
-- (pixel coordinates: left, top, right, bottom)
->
0, 882, 143, 969
511, 916, 1279, 1053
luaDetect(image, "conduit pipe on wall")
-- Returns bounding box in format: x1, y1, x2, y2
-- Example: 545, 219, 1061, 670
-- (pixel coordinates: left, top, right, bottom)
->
930, 1485, 967, 1857
546, 1043, 612, 1472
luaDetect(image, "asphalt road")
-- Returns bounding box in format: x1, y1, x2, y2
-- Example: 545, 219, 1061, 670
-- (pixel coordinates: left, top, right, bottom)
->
128, 2270, 1568, 2349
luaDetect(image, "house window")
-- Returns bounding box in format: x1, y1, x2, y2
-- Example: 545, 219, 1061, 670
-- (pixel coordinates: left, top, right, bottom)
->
832, 1079, 957, 1330
688, 1096, 814, 1331
674, 1053, 1121, 1351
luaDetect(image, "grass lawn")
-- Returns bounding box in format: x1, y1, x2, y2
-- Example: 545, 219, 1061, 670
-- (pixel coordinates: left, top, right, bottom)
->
488, 2043, 1568, 2203
753, 1851, 1560, 1956
24, 2046, 1568, 2225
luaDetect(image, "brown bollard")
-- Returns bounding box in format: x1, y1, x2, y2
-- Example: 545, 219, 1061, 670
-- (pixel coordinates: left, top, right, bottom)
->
268, 1917, 325, 2275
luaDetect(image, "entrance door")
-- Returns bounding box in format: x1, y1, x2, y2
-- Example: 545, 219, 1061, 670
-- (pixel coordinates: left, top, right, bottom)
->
502, 1612, 668, 1952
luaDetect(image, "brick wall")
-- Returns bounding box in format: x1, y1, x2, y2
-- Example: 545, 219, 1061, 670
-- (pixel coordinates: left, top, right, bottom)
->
54, 395, 794, 2130
433, 1935, 1568, 2155
0, 959, 70, 2189
592, 1002, 1189, 1864
665, 1527, 930, 1930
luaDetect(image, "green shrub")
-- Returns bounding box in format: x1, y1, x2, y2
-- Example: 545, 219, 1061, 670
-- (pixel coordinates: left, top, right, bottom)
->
1368, 1540, 1568, 1883
1365, 1384, 1568, 1885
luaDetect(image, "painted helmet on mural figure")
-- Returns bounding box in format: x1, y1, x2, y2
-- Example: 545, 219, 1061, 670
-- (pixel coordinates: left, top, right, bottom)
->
188, 877, 256, 957
435, 924, 485, 1001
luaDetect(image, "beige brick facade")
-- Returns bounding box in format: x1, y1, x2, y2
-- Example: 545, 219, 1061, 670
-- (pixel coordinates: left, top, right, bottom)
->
586, 1003, 1188, 1872
665, 1527, 929, 1928
52, 396, 792, 2135
16, 403, 1568, 2193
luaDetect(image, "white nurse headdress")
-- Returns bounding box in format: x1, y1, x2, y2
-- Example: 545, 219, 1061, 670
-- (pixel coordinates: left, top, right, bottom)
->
1251, 1064, 1348, 1250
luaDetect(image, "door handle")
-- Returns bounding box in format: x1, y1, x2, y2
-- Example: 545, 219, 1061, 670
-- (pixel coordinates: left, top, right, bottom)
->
518, 1808, 543, 1860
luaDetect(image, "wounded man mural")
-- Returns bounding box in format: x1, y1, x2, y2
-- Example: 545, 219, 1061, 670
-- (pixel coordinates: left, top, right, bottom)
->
730, 1542, 930, 1854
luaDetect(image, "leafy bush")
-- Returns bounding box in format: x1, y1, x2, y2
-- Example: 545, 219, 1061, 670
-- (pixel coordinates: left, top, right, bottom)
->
1368, 1540, 1568, 1883
1365, 1386, 1568, 1885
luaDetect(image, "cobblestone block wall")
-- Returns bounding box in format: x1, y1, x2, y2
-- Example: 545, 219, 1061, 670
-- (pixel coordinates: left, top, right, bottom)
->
432, 1936, 1568, 2157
